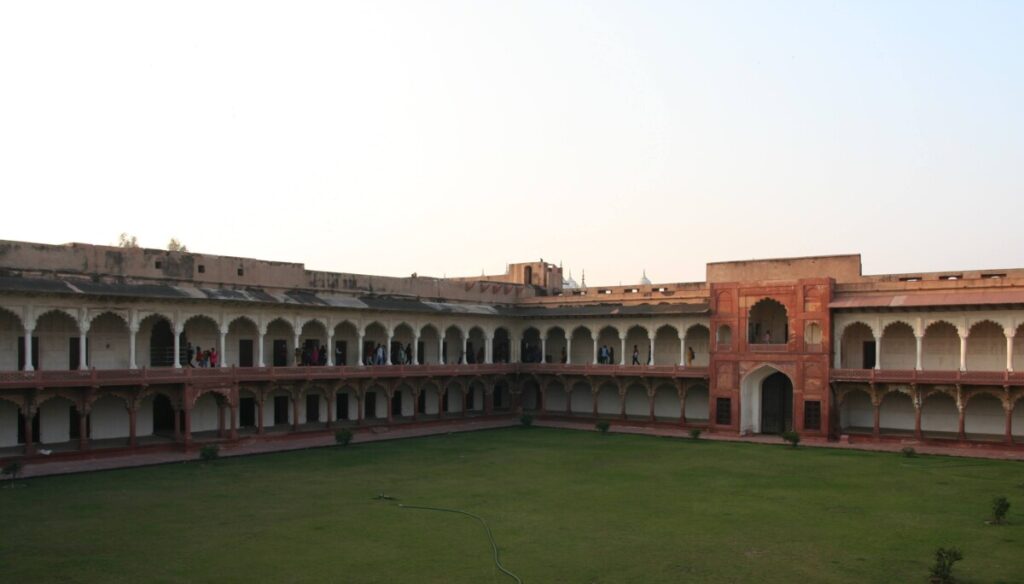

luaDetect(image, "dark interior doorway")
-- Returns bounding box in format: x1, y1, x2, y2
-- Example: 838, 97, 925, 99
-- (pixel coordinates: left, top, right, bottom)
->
17, 410, 40, 443
150, 320, 176, 367
391, 391, 402, 416
862, 341, 877, 369
418, 390, 426, 414
273, 395, 290, 425
239, 397, 256, 427
305, 394, 320, 423
336, 393, 349, 421
152, 394, 176, 434
272, 340, 288, 367
238, 340, 254, 367
760, 372, 793, 434
334, 340, 347, 366
69, 337, 88, 370
364, 392, 377, 418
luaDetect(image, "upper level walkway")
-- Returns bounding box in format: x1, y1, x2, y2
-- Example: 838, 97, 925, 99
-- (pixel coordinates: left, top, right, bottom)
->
831, 368, 1024, 386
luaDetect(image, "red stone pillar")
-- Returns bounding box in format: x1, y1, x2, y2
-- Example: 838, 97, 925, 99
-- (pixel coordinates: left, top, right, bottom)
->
1004, 407, 1014, 445
648, 392, 655, 422
256, 399, 264, 434
183, 405, 193, 447
619, 392, 627, 420
357, 394, 365, 425
217, 403, 226, 438
412, 391, 420, 421
463, 390, 469, 418
538, 389, 545, 413
80, 409, 91, 450
291, 397, 299, 431
679, 390, 687, 425
486, 390, 494, 416
872, 403, 881, 439
127, 406, 137, 448
23, 408, 36, 456
387, 393, 394, 423
173, 408, 182, 442
913, 406, 922, 441
957, 407, 966, 441
229, 404, 238, 440
438, 390, 446, 419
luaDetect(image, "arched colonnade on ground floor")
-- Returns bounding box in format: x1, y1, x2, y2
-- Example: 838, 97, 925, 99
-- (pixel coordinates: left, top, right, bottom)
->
836, 384, 1024, 443
517, 377, 710, 425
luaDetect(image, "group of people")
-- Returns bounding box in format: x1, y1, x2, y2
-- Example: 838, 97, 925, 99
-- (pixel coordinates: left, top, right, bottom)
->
295, 344, 329, 366
365, 343, 415, 366
186, 342, 218, 368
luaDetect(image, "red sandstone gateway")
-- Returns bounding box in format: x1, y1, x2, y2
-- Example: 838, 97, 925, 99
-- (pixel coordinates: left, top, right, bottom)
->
1, 241, 1022, 466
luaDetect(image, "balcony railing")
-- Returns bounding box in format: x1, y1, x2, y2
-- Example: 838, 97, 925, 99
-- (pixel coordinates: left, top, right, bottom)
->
831, 368, 1024, 386
0, 362, 710, 390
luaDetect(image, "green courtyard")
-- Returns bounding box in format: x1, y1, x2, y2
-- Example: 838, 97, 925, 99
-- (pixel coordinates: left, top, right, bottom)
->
1, 427, 1022, 583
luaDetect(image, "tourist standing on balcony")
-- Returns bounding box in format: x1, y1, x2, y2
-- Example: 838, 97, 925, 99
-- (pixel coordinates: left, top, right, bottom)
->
210, 347, 218, 368
406, 343, 414, 365
632, 345, 640, 365
687, 346, 695, 366
319, 345, 327, 366
763, 330, 772, 343
187, 343, 195, 367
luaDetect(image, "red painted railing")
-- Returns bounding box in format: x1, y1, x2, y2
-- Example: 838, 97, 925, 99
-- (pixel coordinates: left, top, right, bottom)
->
830, 368, 1024, 386
0, 363, 710, 390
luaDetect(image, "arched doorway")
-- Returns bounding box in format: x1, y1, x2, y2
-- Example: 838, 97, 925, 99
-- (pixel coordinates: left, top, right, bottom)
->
740, 366, 793, 434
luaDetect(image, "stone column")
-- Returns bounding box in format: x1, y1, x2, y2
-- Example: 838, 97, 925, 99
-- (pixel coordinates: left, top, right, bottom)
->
619, 335, 626, 365
78, 322, 90, 370
357, 333, 365, 366
872, 400, 881, 439
874, 335, 882, 370
293, 333, 301, 365
913, 400, 922, 440
386, 332, 393, 365
217, 403, 226, 438
327, 334, 335, 366
463, 336, 470, 365
173, 323, 183, 369
915, 335, 923, 371
592, 337, 598, 365
959, 332, 967, 372
129, 325, 139, 369
957, 404, 966, 440
257, 330, 266, 367
182, 402, 193, 446
485, 335, 493, 364
219, 329, 227, 368
23, 325, 34, 371
619, 389, 627, 420
679, 334, 687, 367
648, 335, 655, 366
438, 334, 445, 365
565, 337, 573, 364
230, 402, 238, 439
412, 335, 420, 365
291, 396, 299, 430
648, 388, 655, 421
540, 336, 547, 364
1006, 333, 1014, 372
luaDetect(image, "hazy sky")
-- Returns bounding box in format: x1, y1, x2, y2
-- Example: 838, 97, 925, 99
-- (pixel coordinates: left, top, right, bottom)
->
1, 1, 1021, 285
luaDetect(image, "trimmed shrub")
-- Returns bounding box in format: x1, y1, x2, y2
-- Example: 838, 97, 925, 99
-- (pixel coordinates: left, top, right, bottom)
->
595, 421, 610, 434
520, 414, 534, 427
991, 496, 1010, 525
199, 444, 219, 461
335, 429, 353, 446
2, 461, 23, 485
689, 429, 702, 440
928, 547, 963, 584
901, 446, 917, 458
781, 431, 801, 448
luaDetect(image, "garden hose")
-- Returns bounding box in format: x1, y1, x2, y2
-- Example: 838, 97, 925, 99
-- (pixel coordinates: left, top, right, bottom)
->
398, 504, 523, 584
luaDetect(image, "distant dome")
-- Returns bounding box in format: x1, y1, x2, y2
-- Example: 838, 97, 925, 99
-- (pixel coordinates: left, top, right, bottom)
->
563, 269, 579, 289
640, 270, 651, 286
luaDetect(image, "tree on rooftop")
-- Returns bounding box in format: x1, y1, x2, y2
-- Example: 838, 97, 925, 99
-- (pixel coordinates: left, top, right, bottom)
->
167, 238, 188, 253
116, 233, 139, 248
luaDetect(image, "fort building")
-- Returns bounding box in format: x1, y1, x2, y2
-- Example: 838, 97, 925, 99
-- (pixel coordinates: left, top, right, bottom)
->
1, 239, 1023, 462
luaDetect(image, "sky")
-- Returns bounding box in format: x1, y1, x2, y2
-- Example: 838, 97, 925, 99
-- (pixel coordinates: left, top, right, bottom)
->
1, 1, 1021, 285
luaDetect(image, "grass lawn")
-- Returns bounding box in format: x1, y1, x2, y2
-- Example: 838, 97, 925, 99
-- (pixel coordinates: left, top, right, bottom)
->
1, 427, 1023, 583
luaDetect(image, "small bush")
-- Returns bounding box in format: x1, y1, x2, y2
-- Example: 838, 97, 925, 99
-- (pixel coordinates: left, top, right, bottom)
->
335, 429, 353, 446
689, 429, 702, 440
991, 496, 1011, 525
928, 546, 963, 584
199, 444, 219, 461
781, 431, 801, 448
901, 446, 917, 458
595, 421, 610, 434
2, 461, 23, 485
520, 414, 534, 427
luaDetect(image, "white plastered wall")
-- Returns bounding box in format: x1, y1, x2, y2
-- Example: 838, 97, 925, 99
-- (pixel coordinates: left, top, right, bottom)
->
190, 393, 222, 433
89, 313, 130, 369
685, 326, 710, 367
964, 394, 1004, 436
921, 394, 958, 433
624, 386, 647, 416
569, 385, 592, 413
684, 386, 709, 421
922, 323, 959, 371
0, 400, 19, 446
596, 386, 618, 415
880, 323, 916, 370
89, 396, 129, 439
841, 323, 874, 368
965, 322, 1006, 371
39, 398, 72, 444
878, 393, 915, 431
569, 328, 593, 364
653, 387, 679, 418
35, 310, 77, 371
653, 327, 679, 366
839, 391, 873, 429
225, 317, 259, 367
